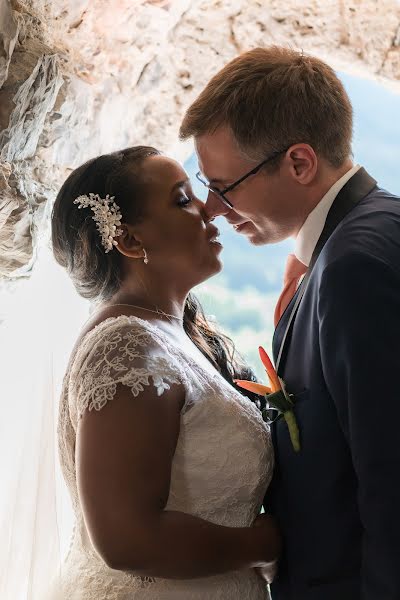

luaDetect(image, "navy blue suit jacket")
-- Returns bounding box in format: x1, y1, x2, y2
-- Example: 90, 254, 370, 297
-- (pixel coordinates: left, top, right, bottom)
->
268, 169, 400, 600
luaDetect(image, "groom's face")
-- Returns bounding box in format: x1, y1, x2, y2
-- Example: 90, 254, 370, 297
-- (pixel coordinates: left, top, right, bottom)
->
195, 127, 301, 245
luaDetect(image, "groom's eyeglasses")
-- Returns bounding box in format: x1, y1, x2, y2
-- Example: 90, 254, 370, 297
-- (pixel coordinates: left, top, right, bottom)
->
195, 147, 290, 209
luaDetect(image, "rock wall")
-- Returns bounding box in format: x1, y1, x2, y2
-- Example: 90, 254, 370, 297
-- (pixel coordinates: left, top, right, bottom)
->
1, 0, 400, 278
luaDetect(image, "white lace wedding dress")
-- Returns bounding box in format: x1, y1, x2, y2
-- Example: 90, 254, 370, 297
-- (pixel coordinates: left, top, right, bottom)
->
45, 315, 273, 599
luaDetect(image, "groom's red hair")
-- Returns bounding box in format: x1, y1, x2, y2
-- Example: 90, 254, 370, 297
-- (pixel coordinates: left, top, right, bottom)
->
179, 46, 353, 169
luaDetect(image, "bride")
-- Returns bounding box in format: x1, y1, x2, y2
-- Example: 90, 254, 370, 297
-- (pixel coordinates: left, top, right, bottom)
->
47, 145, 279, 599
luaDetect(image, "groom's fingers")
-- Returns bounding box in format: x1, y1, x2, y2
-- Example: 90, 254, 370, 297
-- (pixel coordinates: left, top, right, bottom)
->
254, 561, 278, 584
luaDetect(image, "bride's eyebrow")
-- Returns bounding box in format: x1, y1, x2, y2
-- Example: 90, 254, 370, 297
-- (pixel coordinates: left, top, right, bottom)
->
170, 179, 190, 194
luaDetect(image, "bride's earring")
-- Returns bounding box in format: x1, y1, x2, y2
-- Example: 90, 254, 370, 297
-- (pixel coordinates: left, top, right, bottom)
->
143, 249, 149, 264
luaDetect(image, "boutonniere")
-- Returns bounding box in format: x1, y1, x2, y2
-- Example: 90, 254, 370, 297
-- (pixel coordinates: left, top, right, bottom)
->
235, 346, 300, 452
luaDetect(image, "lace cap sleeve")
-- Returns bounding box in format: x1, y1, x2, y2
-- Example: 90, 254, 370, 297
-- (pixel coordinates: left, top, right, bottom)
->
70, 316, 184, 419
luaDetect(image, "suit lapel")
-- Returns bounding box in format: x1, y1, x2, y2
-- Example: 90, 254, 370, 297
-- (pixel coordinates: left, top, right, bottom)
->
272, 168, 377, 369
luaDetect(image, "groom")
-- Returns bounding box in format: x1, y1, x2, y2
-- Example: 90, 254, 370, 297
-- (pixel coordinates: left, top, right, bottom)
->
180, 47, 400, 599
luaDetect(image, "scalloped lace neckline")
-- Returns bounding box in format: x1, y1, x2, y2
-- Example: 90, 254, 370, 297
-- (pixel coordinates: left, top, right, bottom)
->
76, 314, 219, 382
73, 314, 252, 405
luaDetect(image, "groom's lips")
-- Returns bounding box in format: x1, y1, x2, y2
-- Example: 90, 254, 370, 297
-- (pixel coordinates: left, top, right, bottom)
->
233, 221, 250, 233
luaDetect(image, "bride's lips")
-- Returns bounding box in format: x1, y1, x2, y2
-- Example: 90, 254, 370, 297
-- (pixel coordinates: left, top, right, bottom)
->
207, 225, 221, 244
207, 225, 222, 247
209, 235, 223, 248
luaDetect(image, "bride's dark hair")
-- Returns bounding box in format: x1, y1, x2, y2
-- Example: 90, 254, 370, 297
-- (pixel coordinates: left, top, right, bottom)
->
51, 146, 260, 400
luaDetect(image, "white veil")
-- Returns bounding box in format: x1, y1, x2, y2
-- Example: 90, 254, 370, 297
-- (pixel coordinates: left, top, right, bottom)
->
0, 244, 90, 599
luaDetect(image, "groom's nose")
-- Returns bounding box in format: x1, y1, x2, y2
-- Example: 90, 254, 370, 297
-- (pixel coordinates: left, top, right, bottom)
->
204, 191, 230, 220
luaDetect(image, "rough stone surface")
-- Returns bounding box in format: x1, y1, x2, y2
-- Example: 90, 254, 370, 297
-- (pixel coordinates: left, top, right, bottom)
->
1, 0, 400, 278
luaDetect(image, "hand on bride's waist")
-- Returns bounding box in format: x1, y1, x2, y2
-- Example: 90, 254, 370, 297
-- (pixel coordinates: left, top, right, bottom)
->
252, 513, 282, 584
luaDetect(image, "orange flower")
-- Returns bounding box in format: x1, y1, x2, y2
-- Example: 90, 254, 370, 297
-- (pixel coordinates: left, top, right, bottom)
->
234, 380, 272, 395
258, 346, 281, 392
235, 345, 301, 452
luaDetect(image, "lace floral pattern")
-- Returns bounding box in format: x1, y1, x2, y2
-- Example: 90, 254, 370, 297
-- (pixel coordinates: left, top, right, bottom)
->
52, 315, 273, 600
75, 326, 183, 416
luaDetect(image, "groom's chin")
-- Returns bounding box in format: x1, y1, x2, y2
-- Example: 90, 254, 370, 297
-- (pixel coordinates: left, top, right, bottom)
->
243, 227, 270, 246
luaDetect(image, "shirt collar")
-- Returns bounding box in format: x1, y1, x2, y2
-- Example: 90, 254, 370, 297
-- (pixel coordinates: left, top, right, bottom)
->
295, 164, 361, 267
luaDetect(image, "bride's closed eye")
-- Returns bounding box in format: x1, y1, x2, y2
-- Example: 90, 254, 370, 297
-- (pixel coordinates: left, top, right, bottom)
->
177, 193, 193, 207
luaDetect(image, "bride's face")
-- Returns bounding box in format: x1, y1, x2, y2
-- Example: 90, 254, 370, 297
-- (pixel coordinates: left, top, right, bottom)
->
131, 155, 223, 287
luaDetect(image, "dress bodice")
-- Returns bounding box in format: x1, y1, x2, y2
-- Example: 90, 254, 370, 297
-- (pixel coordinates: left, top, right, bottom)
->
51, 315, 273, 599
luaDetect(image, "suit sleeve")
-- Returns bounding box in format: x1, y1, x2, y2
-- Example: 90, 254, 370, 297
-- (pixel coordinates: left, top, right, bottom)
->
319, 251, 400, 600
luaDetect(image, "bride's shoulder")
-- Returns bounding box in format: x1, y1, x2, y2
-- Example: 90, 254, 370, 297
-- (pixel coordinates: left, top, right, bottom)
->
79, 306, 147, 337
69, 309, 159, 367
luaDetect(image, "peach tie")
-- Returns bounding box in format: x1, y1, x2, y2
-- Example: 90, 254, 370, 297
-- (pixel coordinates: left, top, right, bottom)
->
274, 253, 307, 327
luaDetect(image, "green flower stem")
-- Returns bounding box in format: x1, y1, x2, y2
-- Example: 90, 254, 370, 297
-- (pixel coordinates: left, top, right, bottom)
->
283, 410, 300, 452
265, 390, 301, 452
266, 390, 293, 412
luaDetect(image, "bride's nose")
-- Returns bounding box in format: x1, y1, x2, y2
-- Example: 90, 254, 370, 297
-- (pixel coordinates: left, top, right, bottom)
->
204, 190, 230, 220
198, 199, 214, 224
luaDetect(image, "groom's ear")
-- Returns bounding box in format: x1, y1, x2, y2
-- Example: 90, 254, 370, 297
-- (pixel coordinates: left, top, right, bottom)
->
287, 144, 317, 185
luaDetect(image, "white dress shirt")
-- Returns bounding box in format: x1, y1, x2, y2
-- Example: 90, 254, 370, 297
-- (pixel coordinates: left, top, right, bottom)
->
295, 164, 361, 267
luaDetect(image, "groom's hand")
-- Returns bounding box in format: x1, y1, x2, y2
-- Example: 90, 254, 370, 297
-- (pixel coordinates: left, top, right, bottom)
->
254, 562, 278, 584
252, 513, 281, 583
